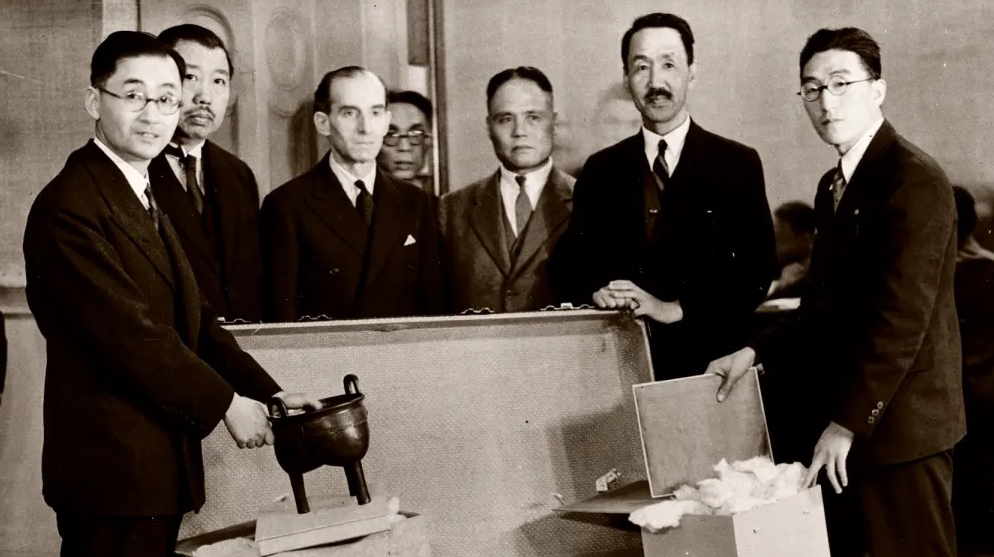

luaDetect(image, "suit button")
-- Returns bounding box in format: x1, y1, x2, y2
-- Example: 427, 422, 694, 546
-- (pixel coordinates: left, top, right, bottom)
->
876, 401, 884, 410
871, 409, 880, 416
867, 417, 875, 425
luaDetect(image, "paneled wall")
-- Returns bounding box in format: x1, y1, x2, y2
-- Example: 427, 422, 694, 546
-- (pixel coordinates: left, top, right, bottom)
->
439, 0, 994, 211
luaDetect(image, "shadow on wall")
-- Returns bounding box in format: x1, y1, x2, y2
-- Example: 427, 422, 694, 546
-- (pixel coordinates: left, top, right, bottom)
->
552, 81, 642, 178
291, 100, 319, 179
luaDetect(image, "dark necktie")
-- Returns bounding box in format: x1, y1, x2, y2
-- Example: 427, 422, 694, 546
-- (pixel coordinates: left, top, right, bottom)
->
652, 138, 671, 190
165, 144, 204, 215
514, 174, 532, 236
830, 162, 847, 211
355, 179, 374, 226
143, 184, 160, 231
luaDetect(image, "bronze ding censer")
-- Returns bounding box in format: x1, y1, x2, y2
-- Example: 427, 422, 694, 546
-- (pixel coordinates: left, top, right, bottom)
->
268, 374, 371, 513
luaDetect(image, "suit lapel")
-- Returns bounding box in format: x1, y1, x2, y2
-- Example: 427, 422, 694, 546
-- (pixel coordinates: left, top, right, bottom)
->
835, 120, 895, 217
303, 154, 368, 255
84, 142, 176, 290
668, 120, 705, 188
202, 141, 238, 275
160, 215, 202, 349
469, 172, 512, 276
509, 168, 573, 278
362, 171, 406, 287
148, 154, 221, 278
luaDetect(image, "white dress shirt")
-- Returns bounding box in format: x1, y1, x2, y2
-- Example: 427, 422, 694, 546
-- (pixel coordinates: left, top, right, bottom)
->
93, 137, 151, 210
641, 114, 692, 176
499, 157, 553, 237
329, 153, 377, 207
164, 140, 205, 194
839, 117, 885, 183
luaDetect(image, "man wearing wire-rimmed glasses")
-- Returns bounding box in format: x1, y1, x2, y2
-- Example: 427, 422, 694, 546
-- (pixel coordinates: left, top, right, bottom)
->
709, 26, 963, 557
23, 31, 319, 557
377, 89, 434, 192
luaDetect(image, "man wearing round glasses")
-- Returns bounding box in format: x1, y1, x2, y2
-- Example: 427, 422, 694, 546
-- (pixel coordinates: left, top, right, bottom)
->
377, 90, 433, 192
710, 27, 962, 557
23, 31, 319, 557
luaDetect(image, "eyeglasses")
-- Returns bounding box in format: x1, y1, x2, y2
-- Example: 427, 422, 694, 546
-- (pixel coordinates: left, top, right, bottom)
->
797, 77, 874, 102
382, 130, 430, 147
97, 87, 182, 115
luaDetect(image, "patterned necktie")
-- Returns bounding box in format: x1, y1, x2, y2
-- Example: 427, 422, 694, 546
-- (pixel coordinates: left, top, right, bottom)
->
355, 179, 374, 226
652, 138, 670, 190
143, 184, 160, 231
165, 145, 204, 215
830, 162, 847, 211
514, 174, 532, 236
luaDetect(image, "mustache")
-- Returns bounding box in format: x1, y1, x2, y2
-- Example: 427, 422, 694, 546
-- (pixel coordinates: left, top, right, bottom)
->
644, 88, 672, 102
184, 107, 215, 120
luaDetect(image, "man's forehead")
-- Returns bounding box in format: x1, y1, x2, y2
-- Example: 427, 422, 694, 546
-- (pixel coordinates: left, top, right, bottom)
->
330, 73, 385, 103
628, 27, 687, 59
389, 103, 428, 126
802, 49, 863, 79
108, 55, 180, 87
173, 41, 230, 73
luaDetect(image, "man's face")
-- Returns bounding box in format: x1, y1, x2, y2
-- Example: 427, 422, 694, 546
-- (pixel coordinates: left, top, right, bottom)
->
486, 78, 555, 174
801, 49, 886, 155
172, 40, 231, 145
377, 102, 429, 180
315, 72, 390, 165
86, 55, 181, 164
624, 27, 695, 133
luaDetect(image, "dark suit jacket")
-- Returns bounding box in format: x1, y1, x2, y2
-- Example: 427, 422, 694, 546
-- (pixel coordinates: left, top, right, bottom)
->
23, 141, 281, 516
755, 121, 966, 467
261, 153, 443, 321
551, 121, 778, 379
149, 140, 263, 322
439, 167, 574, 313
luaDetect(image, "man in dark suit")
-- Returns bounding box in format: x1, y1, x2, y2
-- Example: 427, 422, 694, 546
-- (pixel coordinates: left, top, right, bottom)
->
710, 28, 965, 557
261, 67, 442, 322
23, 32, 317, 557
150, 24, 264, 322
439, 67, 574, 313
551, 13, 778, 380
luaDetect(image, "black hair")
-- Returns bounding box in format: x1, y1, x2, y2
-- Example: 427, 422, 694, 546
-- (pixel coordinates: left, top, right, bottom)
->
485, 66, 553, 106
621, 13, 695, 72
90, 30, 185, 87
313, 66, 385, 114
774, 201, 816, 235
388, 90, 433, 122
799, 27, 881, 80
158, 24, 234, 76
953, 186, 978, 249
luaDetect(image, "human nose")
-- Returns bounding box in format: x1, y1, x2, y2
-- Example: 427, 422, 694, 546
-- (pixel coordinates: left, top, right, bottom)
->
138, 99, 164, 123
193, 82, 210, 105
511, 117, 526, 138
396, 135, 413, 151
649, 65, 666, 88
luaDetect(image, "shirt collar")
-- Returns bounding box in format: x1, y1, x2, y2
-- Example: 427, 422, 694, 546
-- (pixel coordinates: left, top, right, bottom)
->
642, 114, 692, 173
92, 137, 150, 208
499, 158, 554, 189
168, 140, 205, 159
329, 151, 377, 195
839, 117, 885, 183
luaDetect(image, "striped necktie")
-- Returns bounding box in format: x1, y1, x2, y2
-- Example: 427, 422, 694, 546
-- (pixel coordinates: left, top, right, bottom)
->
514, 175, 533, 236
652, 138, 670, 190
830, 163, 846, 211
143, 184, 160, 231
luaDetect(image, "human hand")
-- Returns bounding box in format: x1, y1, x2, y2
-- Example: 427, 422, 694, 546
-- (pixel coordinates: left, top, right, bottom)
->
223, 394, 273, 449
604, 280, 684, 324
802, 421, 855, 494
273, 391, 323, 412
593, 285, 627, 309
705, 347, 757, 402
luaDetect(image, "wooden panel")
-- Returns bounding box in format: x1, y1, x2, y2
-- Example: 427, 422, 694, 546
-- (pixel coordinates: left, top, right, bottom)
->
183, 310, 652, 557
634, 371, 771, 497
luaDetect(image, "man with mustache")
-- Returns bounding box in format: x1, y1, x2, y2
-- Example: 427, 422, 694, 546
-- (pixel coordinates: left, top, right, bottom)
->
709, 27, 964, 557
439, 67, 574, 313
150, 24, 264, 322
552, 12, 777, 380
261, 67, 442, 321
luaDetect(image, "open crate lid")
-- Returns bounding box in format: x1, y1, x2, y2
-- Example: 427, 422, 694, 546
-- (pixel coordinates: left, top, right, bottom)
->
558, 369, 771, 514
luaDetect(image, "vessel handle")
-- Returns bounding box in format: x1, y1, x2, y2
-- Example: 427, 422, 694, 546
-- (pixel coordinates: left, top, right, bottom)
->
344, 374, 362, 396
